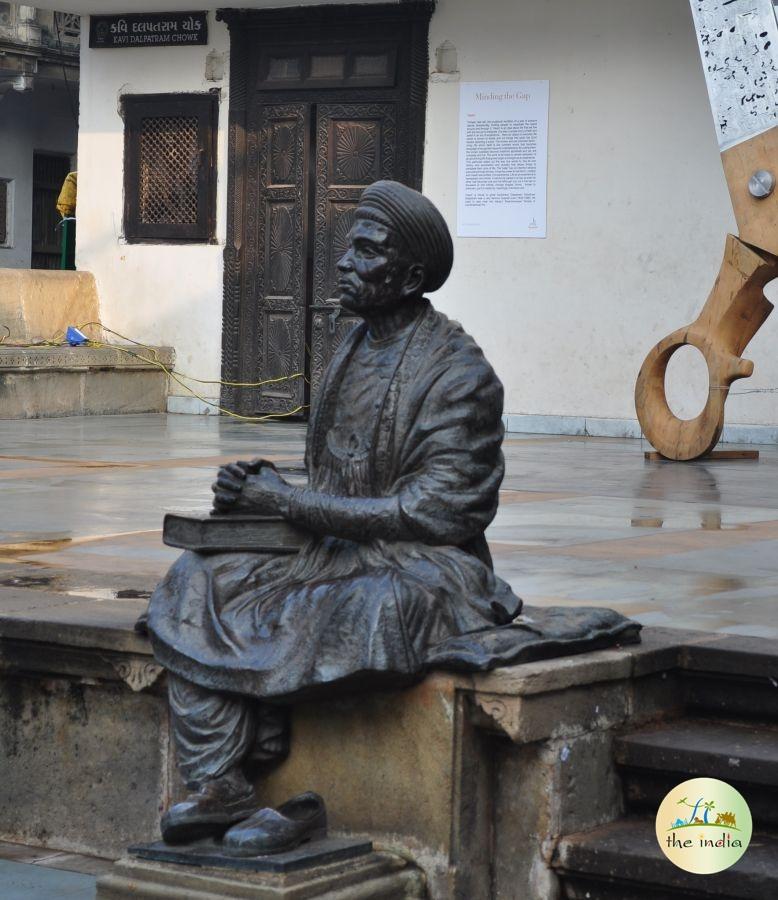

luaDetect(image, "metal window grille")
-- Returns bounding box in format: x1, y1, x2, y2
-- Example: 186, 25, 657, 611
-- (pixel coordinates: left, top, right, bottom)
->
55, 12, 81, 39
139, 115, 199, 225
0, 181, 8, 245
123, 93, 217, 243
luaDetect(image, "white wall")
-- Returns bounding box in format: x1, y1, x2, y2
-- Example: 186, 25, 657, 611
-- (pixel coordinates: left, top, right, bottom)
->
423, 0, 778, 428
76, 0, 778, 425
76, 14, 230, 398
0, 82, 77, 267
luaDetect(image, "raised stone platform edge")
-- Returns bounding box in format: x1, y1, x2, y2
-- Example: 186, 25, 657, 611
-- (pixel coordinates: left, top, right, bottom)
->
0, 344, 174, 418
97, 851, 426, 899
0, 345, 174, 371
1, 608, 774, 898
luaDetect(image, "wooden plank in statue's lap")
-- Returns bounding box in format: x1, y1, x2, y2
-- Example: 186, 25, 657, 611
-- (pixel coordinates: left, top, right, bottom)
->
163, 513, 310, 554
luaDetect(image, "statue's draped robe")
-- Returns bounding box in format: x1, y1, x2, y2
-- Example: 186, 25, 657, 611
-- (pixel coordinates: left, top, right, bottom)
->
148, 302, 639, 782
149, 302, 524, 702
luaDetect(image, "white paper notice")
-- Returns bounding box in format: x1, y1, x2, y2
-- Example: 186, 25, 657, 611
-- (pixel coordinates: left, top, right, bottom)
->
457, 81, 549, 238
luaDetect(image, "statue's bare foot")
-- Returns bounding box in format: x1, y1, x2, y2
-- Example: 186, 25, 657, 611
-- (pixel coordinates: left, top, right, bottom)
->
161, 767, 258, 845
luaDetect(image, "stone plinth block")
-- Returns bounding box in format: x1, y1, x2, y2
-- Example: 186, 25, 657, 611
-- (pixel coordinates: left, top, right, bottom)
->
0, 268, 102, 342
0, 345, 174, 418
0, 589, 179, 857
130, 837, 374, 873
0, 672, 171, 857
96, 852, 426, 899
256, 675, 477, 899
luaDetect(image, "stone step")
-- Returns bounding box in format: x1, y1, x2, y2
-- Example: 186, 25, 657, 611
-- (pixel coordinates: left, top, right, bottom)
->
620, 768, 778, 830
0, 345, 173, 418
554, 817, 778, 899
681, 636, 778, 683
678, 636, 778, 722
616, 719, 778, 786
683, 671, 778, 722
614, 719, 778, 827
615, 719, 778, 828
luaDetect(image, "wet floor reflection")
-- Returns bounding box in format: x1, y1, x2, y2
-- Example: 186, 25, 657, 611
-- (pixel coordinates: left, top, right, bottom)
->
0, 416, 775, 638
631, 462, 722, 531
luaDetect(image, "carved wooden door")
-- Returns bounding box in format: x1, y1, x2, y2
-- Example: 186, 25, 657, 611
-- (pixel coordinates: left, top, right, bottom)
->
240, 101, 398, 417
220, 3, 432, 419
309, 103, 397, 397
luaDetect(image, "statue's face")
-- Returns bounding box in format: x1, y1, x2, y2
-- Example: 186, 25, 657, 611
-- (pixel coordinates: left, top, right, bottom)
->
336, 218, 416, 317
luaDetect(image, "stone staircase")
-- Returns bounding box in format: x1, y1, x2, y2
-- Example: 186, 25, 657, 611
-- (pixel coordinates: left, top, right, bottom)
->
553, 640, 778, 899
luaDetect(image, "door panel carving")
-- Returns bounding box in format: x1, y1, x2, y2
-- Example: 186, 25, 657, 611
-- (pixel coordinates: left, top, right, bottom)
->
310, 103, 397, 400
270, 120, 298, 185
242, 103, 308, 415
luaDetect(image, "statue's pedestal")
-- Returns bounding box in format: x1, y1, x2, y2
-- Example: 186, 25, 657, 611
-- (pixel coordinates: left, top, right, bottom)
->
128, 836, 374, 873
96, 848, 425, 899
0, 596, 709, 899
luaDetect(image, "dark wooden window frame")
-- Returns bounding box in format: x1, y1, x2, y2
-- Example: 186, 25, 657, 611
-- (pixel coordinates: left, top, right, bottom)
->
31, 153, 74, 269
216, 2, 433, 415
122, 92, 218, 244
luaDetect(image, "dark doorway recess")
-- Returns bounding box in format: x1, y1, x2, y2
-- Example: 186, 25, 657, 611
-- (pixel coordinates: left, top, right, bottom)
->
31, 152, 71, 269
218, 2, 433, 418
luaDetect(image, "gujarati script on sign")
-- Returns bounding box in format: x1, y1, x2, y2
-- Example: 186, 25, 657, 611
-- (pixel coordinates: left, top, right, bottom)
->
89, 12, 208, 49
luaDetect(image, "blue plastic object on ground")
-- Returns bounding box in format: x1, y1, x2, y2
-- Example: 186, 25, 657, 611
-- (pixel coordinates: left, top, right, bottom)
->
66, 326, 88, 346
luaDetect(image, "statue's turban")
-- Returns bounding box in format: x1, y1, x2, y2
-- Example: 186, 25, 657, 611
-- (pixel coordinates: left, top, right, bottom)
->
356, 180, 454, 293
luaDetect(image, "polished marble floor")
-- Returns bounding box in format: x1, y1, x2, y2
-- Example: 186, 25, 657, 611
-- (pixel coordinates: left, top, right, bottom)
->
1, 414, 776, 638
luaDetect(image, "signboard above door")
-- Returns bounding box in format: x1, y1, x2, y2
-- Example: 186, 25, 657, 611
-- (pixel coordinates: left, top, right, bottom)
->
89, 12, 208, 49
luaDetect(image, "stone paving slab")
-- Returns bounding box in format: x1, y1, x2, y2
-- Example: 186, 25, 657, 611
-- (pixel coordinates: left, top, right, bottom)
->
0, 859, 96, 899
0, 842, 115, 877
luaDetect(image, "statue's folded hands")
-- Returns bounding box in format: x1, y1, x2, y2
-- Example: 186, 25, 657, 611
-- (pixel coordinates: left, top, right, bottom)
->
212, 460, 292, 516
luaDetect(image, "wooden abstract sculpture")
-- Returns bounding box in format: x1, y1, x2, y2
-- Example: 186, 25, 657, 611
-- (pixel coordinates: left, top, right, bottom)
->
636, 0, 778, 460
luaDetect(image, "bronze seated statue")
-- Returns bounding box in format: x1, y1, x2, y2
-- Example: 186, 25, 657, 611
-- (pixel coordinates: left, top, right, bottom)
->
145, 180, 639, 855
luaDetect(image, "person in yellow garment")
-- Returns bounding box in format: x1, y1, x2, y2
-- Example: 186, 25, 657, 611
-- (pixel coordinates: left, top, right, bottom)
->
56, 172, 77, 269
56, 171, 77, 218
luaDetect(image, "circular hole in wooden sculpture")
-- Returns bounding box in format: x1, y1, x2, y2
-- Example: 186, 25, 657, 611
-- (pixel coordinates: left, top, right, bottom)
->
664, 344, 709, 420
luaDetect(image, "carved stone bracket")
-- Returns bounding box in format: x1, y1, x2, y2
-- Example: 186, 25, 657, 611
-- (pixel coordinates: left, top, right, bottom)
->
472, 692, 522, 743
109, 658, 164, 692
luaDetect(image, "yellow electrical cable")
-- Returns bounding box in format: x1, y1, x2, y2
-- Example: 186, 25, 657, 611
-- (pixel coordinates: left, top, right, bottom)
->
87, 340, 309, 422
75, 322, 311, 388
0, 320, 311, 423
